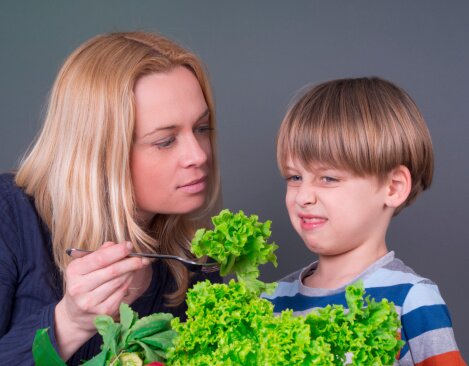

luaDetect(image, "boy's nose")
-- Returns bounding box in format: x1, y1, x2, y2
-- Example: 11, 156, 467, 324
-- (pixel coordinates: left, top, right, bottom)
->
296, 186, 317, 207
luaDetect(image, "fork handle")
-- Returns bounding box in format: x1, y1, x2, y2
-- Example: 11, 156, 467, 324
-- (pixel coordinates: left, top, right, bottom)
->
128, 252, 181, 261
66, 248, 179, 261
65, 248, 219, 273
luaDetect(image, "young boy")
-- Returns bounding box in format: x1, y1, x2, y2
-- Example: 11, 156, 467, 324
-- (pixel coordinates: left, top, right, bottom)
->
264, 77, 465, 365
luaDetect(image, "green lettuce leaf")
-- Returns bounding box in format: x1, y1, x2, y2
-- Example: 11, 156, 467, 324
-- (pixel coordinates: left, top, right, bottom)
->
32, 328, 67, 366
90, 304, 176, 365
191, 209, 279, 295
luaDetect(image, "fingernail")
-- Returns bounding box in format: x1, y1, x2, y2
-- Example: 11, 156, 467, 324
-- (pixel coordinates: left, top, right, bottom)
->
126, 242, 133, 250
142, 258, 150, 266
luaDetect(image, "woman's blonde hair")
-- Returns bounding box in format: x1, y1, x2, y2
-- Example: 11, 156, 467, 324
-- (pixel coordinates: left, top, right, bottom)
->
15, 31, 221, 305
277, 77, 433, 214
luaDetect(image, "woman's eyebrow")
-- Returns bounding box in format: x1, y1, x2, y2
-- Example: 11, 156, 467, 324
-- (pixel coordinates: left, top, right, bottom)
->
142, 125, 176, 138
142, 109, 210, 138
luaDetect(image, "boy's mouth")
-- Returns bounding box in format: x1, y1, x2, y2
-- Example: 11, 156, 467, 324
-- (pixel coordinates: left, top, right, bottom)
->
299, 214, 327, 229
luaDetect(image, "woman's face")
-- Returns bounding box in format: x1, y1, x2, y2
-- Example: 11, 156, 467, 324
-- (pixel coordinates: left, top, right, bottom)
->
130, 66, 212, 223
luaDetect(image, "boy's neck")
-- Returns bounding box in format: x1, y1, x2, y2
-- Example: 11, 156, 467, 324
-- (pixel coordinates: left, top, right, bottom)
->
304, 244, 389, 289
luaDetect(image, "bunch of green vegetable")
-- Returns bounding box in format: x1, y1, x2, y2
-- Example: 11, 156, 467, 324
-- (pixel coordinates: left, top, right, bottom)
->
33, 209, 404, 365
166, 280, 403, 365
166, 279, 335, 365
33, 304, 176, 366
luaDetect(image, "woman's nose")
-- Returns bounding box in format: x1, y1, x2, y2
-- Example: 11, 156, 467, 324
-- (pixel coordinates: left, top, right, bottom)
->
180, 135, 209, 167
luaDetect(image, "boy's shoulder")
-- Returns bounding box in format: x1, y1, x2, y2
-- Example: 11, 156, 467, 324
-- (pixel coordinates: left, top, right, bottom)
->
368, 253, 435, 286
363, 253, 445, 311
381, 256, 462, 365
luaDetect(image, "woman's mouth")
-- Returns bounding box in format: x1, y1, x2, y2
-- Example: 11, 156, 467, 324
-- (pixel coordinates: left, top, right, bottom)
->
178, 177, 207, 194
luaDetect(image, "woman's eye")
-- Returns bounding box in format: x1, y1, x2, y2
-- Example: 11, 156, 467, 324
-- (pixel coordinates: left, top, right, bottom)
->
194, 124, 213, 135
153, 136, 176, 149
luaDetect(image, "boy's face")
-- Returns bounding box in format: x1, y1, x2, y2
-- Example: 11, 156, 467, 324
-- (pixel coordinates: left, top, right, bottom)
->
283, 159, 393, 257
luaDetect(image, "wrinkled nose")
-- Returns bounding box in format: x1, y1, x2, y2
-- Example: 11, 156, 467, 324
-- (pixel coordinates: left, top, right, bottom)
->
296, 185, 317, 207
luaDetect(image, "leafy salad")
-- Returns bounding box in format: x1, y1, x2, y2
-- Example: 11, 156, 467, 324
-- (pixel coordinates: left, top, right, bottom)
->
33, 209, 404, 365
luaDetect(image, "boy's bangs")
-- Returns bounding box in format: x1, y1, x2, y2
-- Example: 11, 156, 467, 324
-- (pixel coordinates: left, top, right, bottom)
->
277, 79, 399, 178
277, 112, 368, 176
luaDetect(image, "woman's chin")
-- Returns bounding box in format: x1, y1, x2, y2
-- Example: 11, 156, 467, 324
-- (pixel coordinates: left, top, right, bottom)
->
163, 198, 207, 216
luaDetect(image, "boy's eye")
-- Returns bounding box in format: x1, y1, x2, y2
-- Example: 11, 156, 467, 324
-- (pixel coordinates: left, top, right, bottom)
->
320, 176, 338, 183
194, 124, 213, 135
286, 175, 302, 182
153, 136, 176, 149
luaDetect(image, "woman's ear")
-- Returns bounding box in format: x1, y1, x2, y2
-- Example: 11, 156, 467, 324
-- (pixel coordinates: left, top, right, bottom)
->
384, 165, 412, 208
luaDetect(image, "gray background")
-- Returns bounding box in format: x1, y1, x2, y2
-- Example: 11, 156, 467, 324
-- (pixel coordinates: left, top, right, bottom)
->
1, 1, 467, 358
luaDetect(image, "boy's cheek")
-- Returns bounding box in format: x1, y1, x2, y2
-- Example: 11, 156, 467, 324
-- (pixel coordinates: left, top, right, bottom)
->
285, 191, 296, 210
288, 212, 303, 235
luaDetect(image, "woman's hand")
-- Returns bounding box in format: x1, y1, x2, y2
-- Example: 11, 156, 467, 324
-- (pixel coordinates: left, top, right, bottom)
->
54, 241, 150, 360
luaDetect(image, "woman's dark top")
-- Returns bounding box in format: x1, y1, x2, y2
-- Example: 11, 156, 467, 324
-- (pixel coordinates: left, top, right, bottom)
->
0, 173, 221, 365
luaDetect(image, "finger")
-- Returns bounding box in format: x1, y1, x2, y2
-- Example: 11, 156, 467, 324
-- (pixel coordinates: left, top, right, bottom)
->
88, 256, 146, 285
70, 256, 146, 294
72, 242, 133, 275
77, 273, 132, 310
95, 273, 132, 305
94, 277, 132, 316
98, 291, 127, 318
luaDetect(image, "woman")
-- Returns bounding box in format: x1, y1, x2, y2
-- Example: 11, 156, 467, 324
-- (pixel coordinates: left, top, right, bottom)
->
0, 31, 221, 364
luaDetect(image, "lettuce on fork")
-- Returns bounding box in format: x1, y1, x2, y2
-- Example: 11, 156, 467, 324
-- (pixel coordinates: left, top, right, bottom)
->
32, 209, 403, 366
191, 209, 279, 294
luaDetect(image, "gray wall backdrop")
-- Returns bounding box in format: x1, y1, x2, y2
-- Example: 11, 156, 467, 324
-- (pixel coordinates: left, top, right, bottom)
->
1, 1, 468, 358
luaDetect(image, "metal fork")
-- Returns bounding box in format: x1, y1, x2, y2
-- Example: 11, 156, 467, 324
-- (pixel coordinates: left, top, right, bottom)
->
66, 248, 220, 273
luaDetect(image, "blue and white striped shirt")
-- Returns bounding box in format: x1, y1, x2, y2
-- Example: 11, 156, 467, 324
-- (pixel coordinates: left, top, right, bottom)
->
263, 252, 464, 365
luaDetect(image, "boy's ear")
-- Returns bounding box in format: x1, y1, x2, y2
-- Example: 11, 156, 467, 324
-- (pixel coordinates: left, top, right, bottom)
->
384, 165, 412, 208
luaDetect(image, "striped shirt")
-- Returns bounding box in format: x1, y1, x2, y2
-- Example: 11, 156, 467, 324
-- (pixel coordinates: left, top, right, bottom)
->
263, 251, 466, 365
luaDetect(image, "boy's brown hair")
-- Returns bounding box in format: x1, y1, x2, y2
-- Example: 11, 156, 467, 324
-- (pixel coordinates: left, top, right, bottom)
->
277, 77, 434, 214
